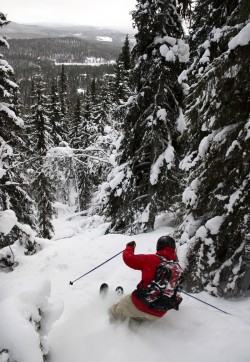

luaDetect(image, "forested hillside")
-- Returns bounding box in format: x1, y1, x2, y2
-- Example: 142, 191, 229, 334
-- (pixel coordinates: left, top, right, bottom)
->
2, 21, 128, 43
3, 37, 121, 64
0, 35, 123, 105
0, 0, 249, 300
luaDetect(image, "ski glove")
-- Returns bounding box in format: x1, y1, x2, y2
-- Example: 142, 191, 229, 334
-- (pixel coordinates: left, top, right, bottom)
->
126, 241, 136, 248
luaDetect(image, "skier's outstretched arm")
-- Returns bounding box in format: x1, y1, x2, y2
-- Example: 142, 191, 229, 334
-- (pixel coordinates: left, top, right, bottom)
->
123, 242, 146, 270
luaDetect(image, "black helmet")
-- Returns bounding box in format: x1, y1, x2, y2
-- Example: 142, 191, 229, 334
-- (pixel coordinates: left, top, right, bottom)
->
156, 235, 176, 251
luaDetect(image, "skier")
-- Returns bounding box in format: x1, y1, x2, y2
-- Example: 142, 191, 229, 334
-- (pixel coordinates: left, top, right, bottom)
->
108, 235, 183, 329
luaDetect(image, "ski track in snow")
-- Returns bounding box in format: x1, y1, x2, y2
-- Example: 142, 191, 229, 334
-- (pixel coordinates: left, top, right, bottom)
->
1, 214, 250, 362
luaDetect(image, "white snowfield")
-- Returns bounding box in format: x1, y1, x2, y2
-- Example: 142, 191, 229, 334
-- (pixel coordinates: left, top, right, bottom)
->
0, 213, 250, 362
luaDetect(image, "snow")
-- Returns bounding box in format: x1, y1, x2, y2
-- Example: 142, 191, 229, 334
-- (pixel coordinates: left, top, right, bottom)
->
159, 38, 189, 63
164, 36, 177, 46
182, 178, 200, 207
108, 169, 125, 190
0, 59, 13, 73
199, 48, 210, 64
0, 167, 6, 178
228, 22, 250, 50
0, 36, 9, 49
47, 145, 74, 158
77, 88, 85, 94
178, 69, 188, 84
178, 39, 190, 63
180, 123, 239, 172
0, 210, 17, 235
157, 108, 167, 121
180, 134, 212, 171
0, 276, 57, 362
55, 58, 115, 67
96, 36, 113, 42
245, 118, 250, 140
176, 108, 187, 133
178, 70, 190, 95
139, 204, 150, 223
211, 26, 230, 42
205, 215, 225, 235
225, 178, 248, 214
126, 95, 135, 105
225, 140, 241, 157
0, 213, 250, 362
0, 103, 24, 126
150, 145, 175, 185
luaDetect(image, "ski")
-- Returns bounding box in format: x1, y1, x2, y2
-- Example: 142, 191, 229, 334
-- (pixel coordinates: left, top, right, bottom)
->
99, 284, 124, 297
99, 283, 109, 298
115, 286, 124, 296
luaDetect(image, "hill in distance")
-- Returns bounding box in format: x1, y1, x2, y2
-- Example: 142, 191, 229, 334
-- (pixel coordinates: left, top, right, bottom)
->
0, 22, 134, 46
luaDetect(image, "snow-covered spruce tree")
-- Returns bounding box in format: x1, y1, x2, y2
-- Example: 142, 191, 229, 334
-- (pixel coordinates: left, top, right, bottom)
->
29, 74, 55, 239
83, 88, 94, 134
59, 64, 69, 140
70, 94, 85, 149
120, 35, 132, 71
92, 84, 112, 135
178, 0, 250, 297
110, 35, 133, 107
49, 78, 67, 146
44, 80, 75, 209
103, 0, 189, 234
0, 13, 36, 248
90, 77, 98, 105
107, 35, 133, 134
73, 85, 113, 211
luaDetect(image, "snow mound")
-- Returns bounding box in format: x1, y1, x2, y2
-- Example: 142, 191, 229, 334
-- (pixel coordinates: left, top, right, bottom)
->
0, 276, 63, 362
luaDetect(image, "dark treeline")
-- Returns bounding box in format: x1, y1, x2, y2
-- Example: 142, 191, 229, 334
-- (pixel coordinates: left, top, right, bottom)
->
3, 36, 121, 62
17, 62, 116, 108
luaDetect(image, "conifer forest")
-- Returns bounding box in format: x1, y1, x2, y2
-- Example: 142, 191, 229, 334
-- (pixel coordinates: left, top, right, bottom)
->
0, 0, 250, 300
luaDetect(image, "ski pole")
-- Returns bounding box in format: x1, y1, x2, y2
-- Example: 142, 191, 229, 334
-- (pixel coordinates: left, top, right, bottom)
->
181, 290, 231, 315
69, 250, 123, 285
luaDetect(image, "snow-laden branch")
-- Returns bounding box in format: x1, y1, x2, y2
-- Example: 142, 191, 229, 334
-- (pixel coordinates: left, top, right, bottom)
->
46, 145, 111, 165
11, 157, 39, 169
73, 147, 110, 158
0, 210, 17, 235
0, 209, 40, 246
72, 153, 111, 164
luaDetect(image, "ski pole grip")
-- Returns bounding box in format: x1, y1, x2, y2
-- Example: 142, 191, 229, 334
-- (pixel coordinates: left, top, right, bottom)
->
69, 281, 74, 285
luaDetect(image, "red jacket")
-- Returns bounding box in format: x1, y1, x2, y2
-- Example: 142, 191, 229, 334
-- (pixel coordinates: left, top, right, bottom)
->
123, 245, 181, 317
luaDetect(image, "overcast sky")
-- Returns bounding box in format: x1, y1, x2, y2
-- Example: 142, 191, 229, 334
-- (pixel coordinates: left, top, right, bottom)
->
1, 0, 136, 32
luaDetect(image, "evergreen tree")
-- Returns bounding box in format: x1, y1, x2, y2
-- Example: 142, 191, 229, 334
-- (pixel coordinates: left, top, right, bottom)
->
81, 84, 105, 144
0, 12, 36, 247
59, 64, 69, 139
119, 35, 132, 71
70, 94, 84, 149
110, 36, 132, 107
49, 79, 66, 145
92, 84, 112, 135
90, 77, 97, 105
29, 74, 55, 239
178, 0, 250, 297
103, 0, 189, 234
76, 87, 108, 210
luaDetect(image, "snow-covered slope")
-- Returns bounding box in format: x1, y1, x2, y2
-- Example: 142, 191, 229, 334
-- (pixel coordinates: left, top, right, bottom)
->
0, 213, 250, 362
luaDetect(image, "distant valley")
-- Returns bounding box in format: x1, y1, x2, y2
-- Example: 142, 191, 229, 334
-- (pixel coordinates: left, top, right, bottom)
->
0, 22, 135, 106
1, 22, 133, 45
